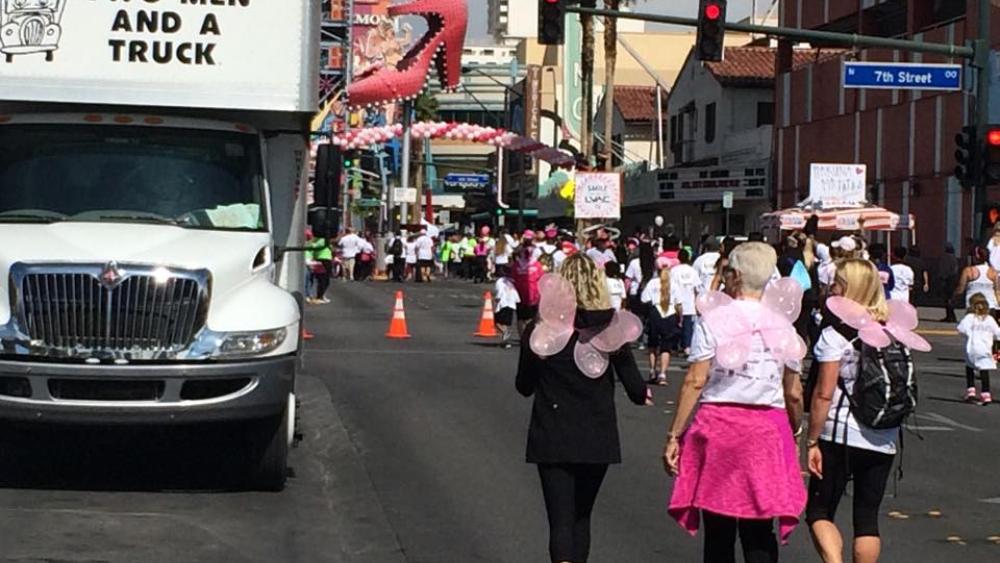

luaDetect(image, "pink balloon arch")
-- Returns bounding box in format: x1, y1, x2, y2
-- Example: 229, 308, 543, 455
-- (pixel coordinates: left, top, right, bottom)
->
327, 121, 575, 167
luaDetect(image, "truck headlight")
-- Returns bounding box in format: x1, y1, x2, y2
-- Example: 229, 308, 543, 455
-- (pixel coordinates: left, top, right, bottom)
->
216, 328, 288, 358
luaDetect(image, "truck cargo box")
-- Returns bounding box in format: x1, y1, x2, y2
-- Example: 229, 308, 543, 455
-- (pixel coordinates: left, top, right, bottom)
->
0, 0, 319, 113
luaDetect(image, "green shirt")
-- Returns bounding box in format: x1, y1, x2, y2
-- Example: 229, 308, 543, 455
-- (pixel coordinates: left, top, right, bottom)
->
307, 238, 332, 260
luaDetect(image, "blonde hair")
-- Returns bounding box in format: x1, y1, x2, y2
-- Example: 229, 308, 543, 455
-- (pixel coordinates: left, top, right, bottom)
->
727, 242, 777, 293
969, 292, 991, 318
559, 253, 611, 310
836, 259, 889, 322
658, 266, 672, 313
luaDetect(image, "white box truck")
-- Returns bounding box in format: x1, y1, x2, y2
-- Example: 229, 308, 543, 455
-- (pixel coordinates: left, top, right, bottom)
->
0, 0, 320, 490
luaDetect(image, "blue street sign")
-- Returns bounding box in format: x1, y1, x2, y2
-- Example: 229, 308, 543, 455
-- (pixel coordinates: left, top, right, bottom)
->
843, 61, 962, 91
443, 173, 490, 193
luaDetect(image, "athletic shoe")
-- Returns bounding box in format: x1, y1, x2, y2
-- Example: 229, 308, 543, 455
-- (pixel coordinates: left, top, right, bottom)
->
637, 343, 647, 351
656, 374, 668, 386
965, 387, 979, 402
647, 369, 657, 384
981, 392, 993, 405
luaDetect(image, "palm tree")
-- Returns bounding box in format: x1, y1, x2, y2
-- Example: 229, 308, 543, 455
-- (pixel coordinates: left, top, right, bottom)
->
601, 0, 622, 171
411, 92, 439, 224
580, 1, 595, 162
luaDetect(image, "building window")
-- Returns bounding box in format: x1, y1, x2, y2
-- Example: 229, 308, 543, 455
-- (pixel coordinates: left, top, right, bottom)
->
704, 103, 716, 144
757, 102, 774, 127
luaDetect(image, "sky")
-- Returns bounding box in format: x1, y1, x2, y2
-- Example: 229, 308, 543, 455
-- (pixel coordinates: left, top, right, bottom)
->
467, 0, 768, 40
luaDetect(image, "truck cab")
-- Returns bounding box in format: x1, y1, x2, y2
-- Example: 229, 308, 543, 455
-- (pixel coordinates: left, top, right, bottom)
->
0, 1, 319, 490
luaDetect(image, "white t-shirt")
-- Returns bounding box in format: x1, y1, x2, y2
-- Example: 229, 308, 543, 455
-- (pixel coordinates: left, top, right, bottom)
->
415, 235, 434, 261
987, 238, 1000, 272
889, 263, 914, 302
553, 250, 569, 270
690, 300, 795, 409
586, 248, 616, 265
670, 264, 700, 317
692, 251, 720, 293
814, 326, 898, 454
606, 278, 626, 310
338, 233, 363, 259
404, 241, 418, 264
494, 277, 521, 311
818, 261, 837, 288
494, 237, 514, 266
640, 277, 678, 318
957, 313, 1000, 370
625, 258, 644, 296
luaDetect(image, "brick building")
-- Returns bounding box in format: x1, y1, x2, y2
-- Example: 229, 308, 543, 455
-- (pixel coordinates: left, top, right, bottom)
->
774, 0, 996, 256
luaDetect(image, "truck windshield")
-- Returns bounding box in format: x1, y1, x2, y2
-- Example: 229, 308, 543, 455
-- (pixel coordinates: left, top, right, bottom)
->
0, 124, 266, 231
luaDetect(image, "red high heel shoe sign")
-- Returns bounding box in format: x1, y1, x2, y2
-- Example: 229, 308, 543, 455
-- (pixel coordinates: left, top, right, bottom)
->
347, 0, 468, 109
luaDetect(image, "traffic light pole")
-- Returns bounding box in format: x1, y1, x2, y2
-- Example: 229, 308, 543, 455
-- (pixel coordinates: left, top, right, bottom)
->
975, 0, 991, 236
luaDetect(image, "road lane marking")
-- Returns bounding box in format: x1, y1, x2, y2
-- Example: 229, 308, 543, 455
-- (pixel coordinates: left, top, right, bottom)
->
916, 329, 958, 336
979, 498, 1000, 504
916, 412, 984, 432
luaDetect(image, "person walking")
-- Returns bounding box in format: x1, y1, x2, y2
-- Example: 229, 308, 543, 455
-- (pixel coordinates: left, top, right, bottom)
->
337, 228, 363, 282
625, 242, 656, 351
604, 261, 626, 311
889, 247, 914, 303
513, 239, 544, 336
664, 242, 807, 563
954, 246, 1000, 319
957, 292, 999, 405
516, 253, 649, 563
307, 232, 334, 303
641, 264, 680, 385
805, 259, 904, 563
404, 235, 418, 281
388, 232, 405, 282
494, 265, 520, 349
670, 249, 700, 354
415, 229, 435, 283
938, 243, 960, 322
903, 245, 930, 301
692, 238, 721, 293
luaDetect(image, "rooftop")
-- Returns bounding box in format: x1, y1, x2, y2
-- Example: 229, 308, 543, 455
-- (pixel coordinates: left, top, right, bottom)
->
612, 85, 667, 123
704, 47, 843, 87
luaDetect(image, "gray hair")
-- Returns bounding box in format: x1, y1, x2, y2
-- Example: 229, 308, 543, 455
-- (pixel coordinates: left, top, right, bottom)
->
728, 242, 777, 293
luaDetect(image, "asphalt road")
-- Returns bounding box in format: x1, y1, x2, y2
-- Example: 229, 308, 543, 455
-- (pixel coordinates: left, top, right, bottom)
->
0, 279, 997, 562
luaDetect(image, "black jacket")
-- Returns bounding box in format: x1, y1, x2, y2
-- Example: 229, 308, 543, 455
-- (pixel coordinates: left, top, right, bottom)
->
516, 309, 648, 464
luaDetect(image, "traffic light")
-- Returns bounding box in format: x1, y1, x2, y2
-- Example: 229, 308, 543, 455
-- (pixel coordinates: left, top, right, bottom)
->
538, 0, 565, 46
695, 0, 727, 62
954, 125, 977, 190
984, 126, 1000, 185
984, 202, 1000, 230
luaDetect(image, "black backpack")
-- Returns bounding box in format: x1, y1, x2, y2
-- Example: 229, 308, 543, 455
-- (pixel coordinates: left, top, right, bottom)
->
835, 324, 917, 431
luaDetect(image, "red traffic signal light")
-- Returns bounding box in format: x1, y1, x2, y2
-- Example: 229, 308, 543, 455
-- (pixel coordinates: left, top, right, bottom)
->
988, 128, 1000, 146
704, 3, 722, 20
696, 0, 727, 62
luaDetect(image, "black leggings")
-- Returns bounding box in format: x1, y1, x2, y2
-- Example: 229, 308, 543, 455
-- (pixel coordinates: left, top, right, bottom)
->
316, 260, 332, 299
805, 441, 895, 538
702, 511, 778, 563
537, 463, 608, 563
966, 367, 992, 393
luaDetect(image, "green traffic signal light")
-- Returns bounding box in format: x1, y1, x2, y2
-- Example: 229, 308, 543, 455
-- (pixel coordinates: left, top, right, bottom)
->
495, 207, 503, 216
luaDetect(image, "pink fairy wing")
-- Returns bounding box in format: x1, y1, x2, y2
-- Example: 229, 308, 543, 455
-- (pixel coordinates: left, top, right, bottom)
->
858, 326, 891, 348
886, 327, 932, 352
590, 310, 644, 353
758, 309, 808, 364
761, 277, 804, 322
826, 296, 892, 348
538, 273, 576, 330
574, 341, 610, 379
886, 300, 919, 331
529, 323, 573, 357
695, 290, 733, 316
703, 305, 752, 369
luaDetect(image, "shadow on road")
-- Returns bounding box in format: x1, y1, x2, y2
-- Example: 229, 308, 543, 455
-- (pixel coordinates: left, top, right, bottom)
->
0, 422, 283, 493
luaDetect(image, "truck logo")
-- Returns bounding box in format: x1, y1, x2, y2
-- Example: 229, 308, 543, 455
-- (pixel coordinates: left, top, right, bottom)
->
99, 261, 124, 289
0, 0, 65, 63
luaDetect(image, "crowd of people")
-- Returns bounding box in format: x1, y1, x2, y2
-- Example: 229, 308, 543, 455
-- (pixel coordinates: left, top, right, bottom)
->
511, 217, 1000, 563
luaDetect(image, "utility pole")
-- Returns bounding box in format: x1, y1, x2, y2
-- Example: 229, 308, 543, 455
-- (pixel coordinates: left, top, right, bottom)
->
400, 100, 413, 227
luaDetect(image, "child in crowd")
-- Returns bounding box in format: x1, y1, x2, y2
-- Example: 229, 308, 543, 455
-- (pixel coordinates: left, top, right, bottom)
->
604, 261, 626, 310
494, 265, 520, 349
957, 292, 999, 405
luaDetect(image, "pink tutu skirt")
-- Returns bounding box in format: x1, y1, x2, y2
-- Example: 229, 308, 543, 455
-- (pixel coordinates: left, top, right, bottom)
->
668, 403, 806, 543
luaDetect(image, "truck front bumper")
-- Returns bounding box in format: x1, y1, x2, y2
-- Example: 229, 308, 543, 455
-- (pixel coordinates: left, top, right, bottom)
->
0, 356, 295, 424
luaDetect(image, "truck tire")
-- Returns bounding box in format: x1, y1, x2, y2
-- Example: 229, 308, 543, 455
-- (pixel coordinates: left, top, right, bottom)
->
248, 400, 291, 491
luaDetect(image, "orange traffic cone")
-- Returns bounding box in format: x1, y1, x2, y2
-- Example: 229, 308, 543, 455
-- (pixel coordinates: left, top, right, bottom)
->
386, 291, 412, 339
474, 291, 499, 337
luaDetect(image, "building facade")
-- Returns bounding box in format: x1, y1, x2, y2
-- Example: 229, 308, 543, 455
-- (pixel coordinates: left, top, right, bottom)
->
775, 0, 990, 256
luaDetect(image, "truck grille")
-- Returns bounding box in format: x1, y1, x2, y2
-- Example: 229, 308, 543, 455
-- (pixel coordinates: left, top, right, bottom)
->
14, 265, 210, 355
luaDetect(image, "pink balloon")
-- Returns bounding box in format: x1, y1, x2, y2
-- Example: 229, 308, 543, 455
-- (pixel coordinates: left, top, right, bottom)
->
762, 277, 804, 321
574, 342, 609, 378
